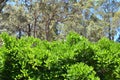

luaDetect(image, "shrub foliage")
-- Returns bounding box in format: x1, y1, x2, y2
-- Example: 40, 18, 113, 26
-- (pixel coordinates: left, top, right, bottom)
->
0, 32, 120, 80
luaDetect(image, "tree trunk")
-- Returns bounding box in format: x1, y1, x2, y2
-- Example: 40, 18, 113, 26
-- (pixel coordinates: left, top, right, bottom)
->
0, 0, 8, 12
45, 21, 50, 41
34, 10, 37, 38
84, 25, 87, 38
82, 19, 87, 38
108, 23, 111, 40
18, 27, 22, 39
27, 24, 31, 36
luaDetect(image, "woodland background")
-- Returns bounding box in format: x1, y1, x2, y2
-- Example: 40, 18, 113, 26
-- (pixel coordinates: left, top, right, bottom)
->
0, 0, 120, 41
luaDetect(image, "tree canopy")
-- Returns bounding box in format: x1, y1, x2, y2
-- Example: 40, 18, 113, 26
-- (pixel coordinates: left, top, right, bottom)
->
0, 0, 120, 41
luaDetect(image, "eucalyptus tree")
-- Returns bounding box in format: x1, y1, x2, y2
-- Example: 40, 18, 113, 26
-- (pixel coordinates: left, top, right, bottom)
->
97, 0, 120, 40
61, 0, 104, 41
113, 11, 120, 42
0, 0, 28, 38
0, 0, 9, 12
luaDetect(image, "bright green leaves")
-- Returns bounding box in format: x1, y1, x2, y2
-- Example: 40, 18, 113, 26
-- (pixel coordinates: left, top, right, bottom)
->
67, 63, 100, 80
66, 32, 88, 46
0, 32, 120, 80
93, 38, 120, 80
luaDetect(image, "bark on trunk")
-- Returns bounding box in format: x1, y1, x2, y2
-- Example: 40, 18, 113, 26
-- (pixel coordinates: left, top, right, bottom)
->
27, 24, 31, 36
45, 21, 50, 41
18, 27, 22, 39
34, 10, 37, 38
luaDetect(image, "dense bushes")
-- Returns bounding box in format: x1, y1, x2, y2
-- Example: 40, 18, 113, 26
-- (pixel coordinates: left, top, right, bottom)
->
0, 32, 120, 80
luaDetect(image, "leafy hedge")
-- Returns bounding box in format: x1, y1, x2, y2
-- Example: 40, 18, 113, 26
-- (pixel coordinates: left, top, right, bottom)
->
0, 32, 120, 80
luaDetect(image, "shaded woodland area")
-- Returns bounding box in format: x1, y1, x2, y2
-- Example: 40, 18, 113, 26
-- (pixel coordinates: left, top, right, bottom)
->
0, 0, 120, 41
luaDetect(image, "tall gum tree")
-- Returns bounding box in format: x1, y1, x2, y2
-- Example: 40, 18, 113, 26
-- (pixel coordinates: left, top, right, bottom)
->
96, 0, 120, 40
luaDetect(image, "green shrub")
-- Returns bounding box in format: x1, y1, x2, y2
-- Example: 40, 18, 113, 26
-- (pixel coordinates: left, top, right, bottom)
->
66, 62, 100, 80
0, 32, 120, 80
